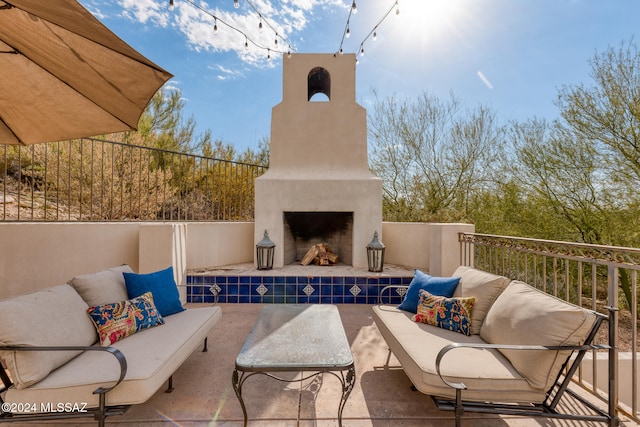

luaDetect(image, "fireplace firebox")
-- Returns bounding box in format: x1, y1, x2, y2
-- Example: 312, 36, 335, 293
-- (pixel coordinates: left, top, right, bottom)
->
283, 212, 353, 265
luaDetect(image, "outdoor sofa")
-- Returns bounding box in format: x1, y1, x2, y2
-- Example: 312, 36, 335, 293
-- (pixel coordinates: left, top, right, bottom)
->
372, 265, 618, 426
0, 265, 221, 426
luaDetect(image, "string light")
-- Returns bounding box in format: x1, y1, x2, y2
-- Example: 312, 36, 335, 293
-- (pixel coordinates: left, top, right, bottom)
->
337, 0, 399, 58
336, 0, 355, 55
352, 0, 400, 62
245, 0, 293, 52
169, 0, 175, 11
170, 0, 293, 58
258, 15, 263, 32
233, 0, 239, 9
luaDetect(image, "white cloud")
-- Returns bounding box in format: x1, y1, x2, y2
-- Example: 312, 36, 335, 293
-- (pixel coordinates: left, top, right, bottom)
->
209, 64, 244, 80
120, 0, 170, 26
117, 0, 339, 66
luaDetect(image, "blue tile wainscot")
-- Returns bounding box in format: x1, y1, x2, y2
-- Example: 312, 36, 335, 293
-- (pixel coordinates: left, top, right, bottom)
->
186, 274, 412, 305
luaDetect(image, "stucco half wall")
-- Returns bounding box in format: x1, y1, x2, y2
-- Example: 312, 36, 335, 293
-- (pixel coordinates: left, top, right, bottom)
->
0, 221, 471, 300
382, 222, 474, 276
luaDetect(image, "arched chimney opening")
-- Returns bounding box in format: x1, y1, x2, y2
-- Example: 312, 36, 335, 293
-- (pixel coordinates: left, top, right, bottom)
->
308, 67, 331, 101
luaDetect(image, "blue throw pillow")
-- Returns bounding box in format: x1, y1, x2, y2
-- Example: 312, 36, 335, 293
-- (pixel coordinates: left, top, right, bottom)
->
397, 269, 461, 313
124, 266, 185, 316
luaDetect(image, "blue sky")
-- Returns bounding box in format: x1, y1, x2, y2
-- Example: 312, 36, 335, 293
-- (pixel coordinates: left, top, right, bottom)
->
78, 0, 639, 152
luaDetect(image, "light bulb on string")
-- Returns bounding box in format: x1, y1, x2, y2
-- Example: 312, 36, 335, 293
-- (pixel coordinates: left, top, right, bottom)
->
244, 36, 248, 50
234, 0, 239, 9
360, 46, 364, 56
169, 0, 174, 11
395, 1, 400, 15
274, 33, 278, 46
267, 49, 271, 60
346, 24, 350, 38
258, 16, 263, 32
339, 47, 343, 55
214, 18, 218, 35
287, 47, 292, 59
351, 1, 357, 14
373, 30, 377, 41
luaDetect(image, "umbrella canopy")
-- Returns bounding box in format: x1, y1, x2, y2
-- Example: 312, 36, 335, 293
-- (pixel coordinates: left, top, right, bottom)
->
0, 0, 173, 145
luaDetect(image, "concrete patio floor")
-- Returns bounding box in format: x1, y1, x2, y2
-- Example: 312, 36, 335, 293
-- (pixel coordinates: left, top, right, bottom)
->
13, 303, 636, 427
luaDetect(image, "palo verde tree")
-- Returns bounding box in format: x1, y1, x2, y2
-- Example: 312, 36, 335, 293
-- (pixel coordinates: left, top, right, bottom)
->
554, 37, 640, 310
368, 90, 505, 222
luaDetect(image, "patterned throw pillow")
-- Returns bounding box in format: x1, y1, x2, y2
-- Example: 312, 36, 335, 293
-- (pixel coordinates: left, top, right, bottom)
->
412, 289, 475, 336
87, 292, 165, 346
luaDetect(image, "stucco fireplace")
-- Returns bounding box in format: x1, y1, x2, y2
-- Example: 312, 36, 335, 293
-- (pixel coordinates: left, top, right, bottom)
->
254, 53, 383, 269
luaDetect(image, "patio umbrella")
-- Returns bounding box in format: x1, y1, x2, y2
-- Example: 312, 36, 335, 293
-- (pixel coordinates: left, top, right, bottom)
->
0, 0, 173, 145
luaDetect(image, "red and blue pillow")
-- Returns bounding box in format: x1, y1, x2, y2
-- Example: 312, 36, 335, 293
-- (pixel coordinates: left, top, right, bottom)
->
87, 292, 165, 346
412, 289, 475, 336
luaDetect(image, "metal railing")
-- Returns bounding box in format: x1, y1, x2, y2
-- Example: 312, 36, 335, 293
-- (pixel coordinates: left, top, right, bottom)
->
0, 139, 267, 221
459, 232, 640, 422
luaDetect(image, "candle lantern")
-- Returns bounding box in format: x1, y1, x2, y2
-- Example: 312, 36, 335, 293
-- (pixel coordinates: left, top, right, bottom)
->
366, 231, 385, 272
256, 230, 275, 270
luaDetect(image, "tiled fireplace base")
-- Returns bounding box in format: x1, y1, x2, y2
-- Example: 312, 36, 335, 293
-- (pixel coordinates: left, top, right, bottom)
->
185, 264, 413, 305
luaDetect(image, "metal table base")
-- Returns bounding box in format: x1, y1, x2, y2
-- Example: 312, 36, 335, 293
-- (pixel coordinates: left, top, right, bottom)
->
231, 305, 355, 426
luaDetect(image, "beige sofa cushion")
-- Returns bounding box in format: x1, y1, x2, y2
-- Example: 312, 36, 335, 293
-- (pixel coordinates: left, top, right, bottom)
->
70, 265, 133, 307
372, 305, 547, 403
480, 280, 597, 390
4, 306, 222, 410
0, 284, 97, 388
452, 266, 510, 334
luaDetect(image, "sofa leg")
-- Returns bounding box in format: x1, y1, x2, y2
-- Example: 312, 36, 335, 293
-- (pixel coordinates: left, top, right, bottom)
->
385, 348, 392, 367
454, 389, 463, 427
96, 394, 107, 427
203, 337, 208, 352
165, 375, 174, 393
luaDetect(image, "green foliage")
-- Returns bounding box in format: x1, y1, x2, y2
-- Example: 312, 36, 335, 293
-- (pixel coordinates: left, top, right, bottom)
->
0, 85, 267, 221
368, 90, 505, 223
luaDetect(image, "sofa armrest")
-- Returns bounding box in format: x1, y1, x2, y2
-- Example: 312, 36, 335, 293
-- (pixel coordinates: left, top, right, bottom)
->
435, 342, 609, 391
378, 285, 409, 305
0, 345, 127, 395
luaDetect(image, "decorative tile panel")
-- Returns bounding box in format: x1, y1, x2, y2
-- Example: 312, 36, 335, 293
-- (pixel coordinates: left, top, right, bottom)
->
186, 274, 413, 304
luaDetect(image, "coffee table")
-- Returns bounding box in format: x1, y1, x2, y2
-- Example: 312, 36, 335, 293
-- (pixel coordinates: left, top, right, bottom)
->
232, 304, 355, 426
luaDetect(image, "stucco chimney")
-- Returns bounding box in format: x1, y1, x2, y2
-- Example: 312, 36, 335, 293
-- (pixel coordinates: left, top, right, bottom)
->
254, 53, 383, 268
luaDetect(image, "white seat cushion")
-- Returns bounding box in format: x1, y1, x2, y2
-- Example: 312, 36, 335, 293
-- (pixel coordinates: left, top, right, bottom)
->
4, 306, 222, 410
372, 304, 546, 403
0, 284, 97, 388
451, 266, 510, 335
69, 265, 133, 307
480, 281, 597, 390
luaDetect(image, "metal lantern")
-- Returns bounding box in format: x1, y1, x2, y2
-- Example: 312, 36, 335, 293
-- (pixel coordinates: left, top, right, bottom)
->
366, 231, 385, 272
256, 230, 275, 270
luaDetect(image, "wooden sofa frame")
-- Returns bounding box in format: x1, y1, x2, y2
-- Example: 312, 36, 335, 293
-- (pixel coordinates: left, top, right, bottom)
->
378, 285, 620, 427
